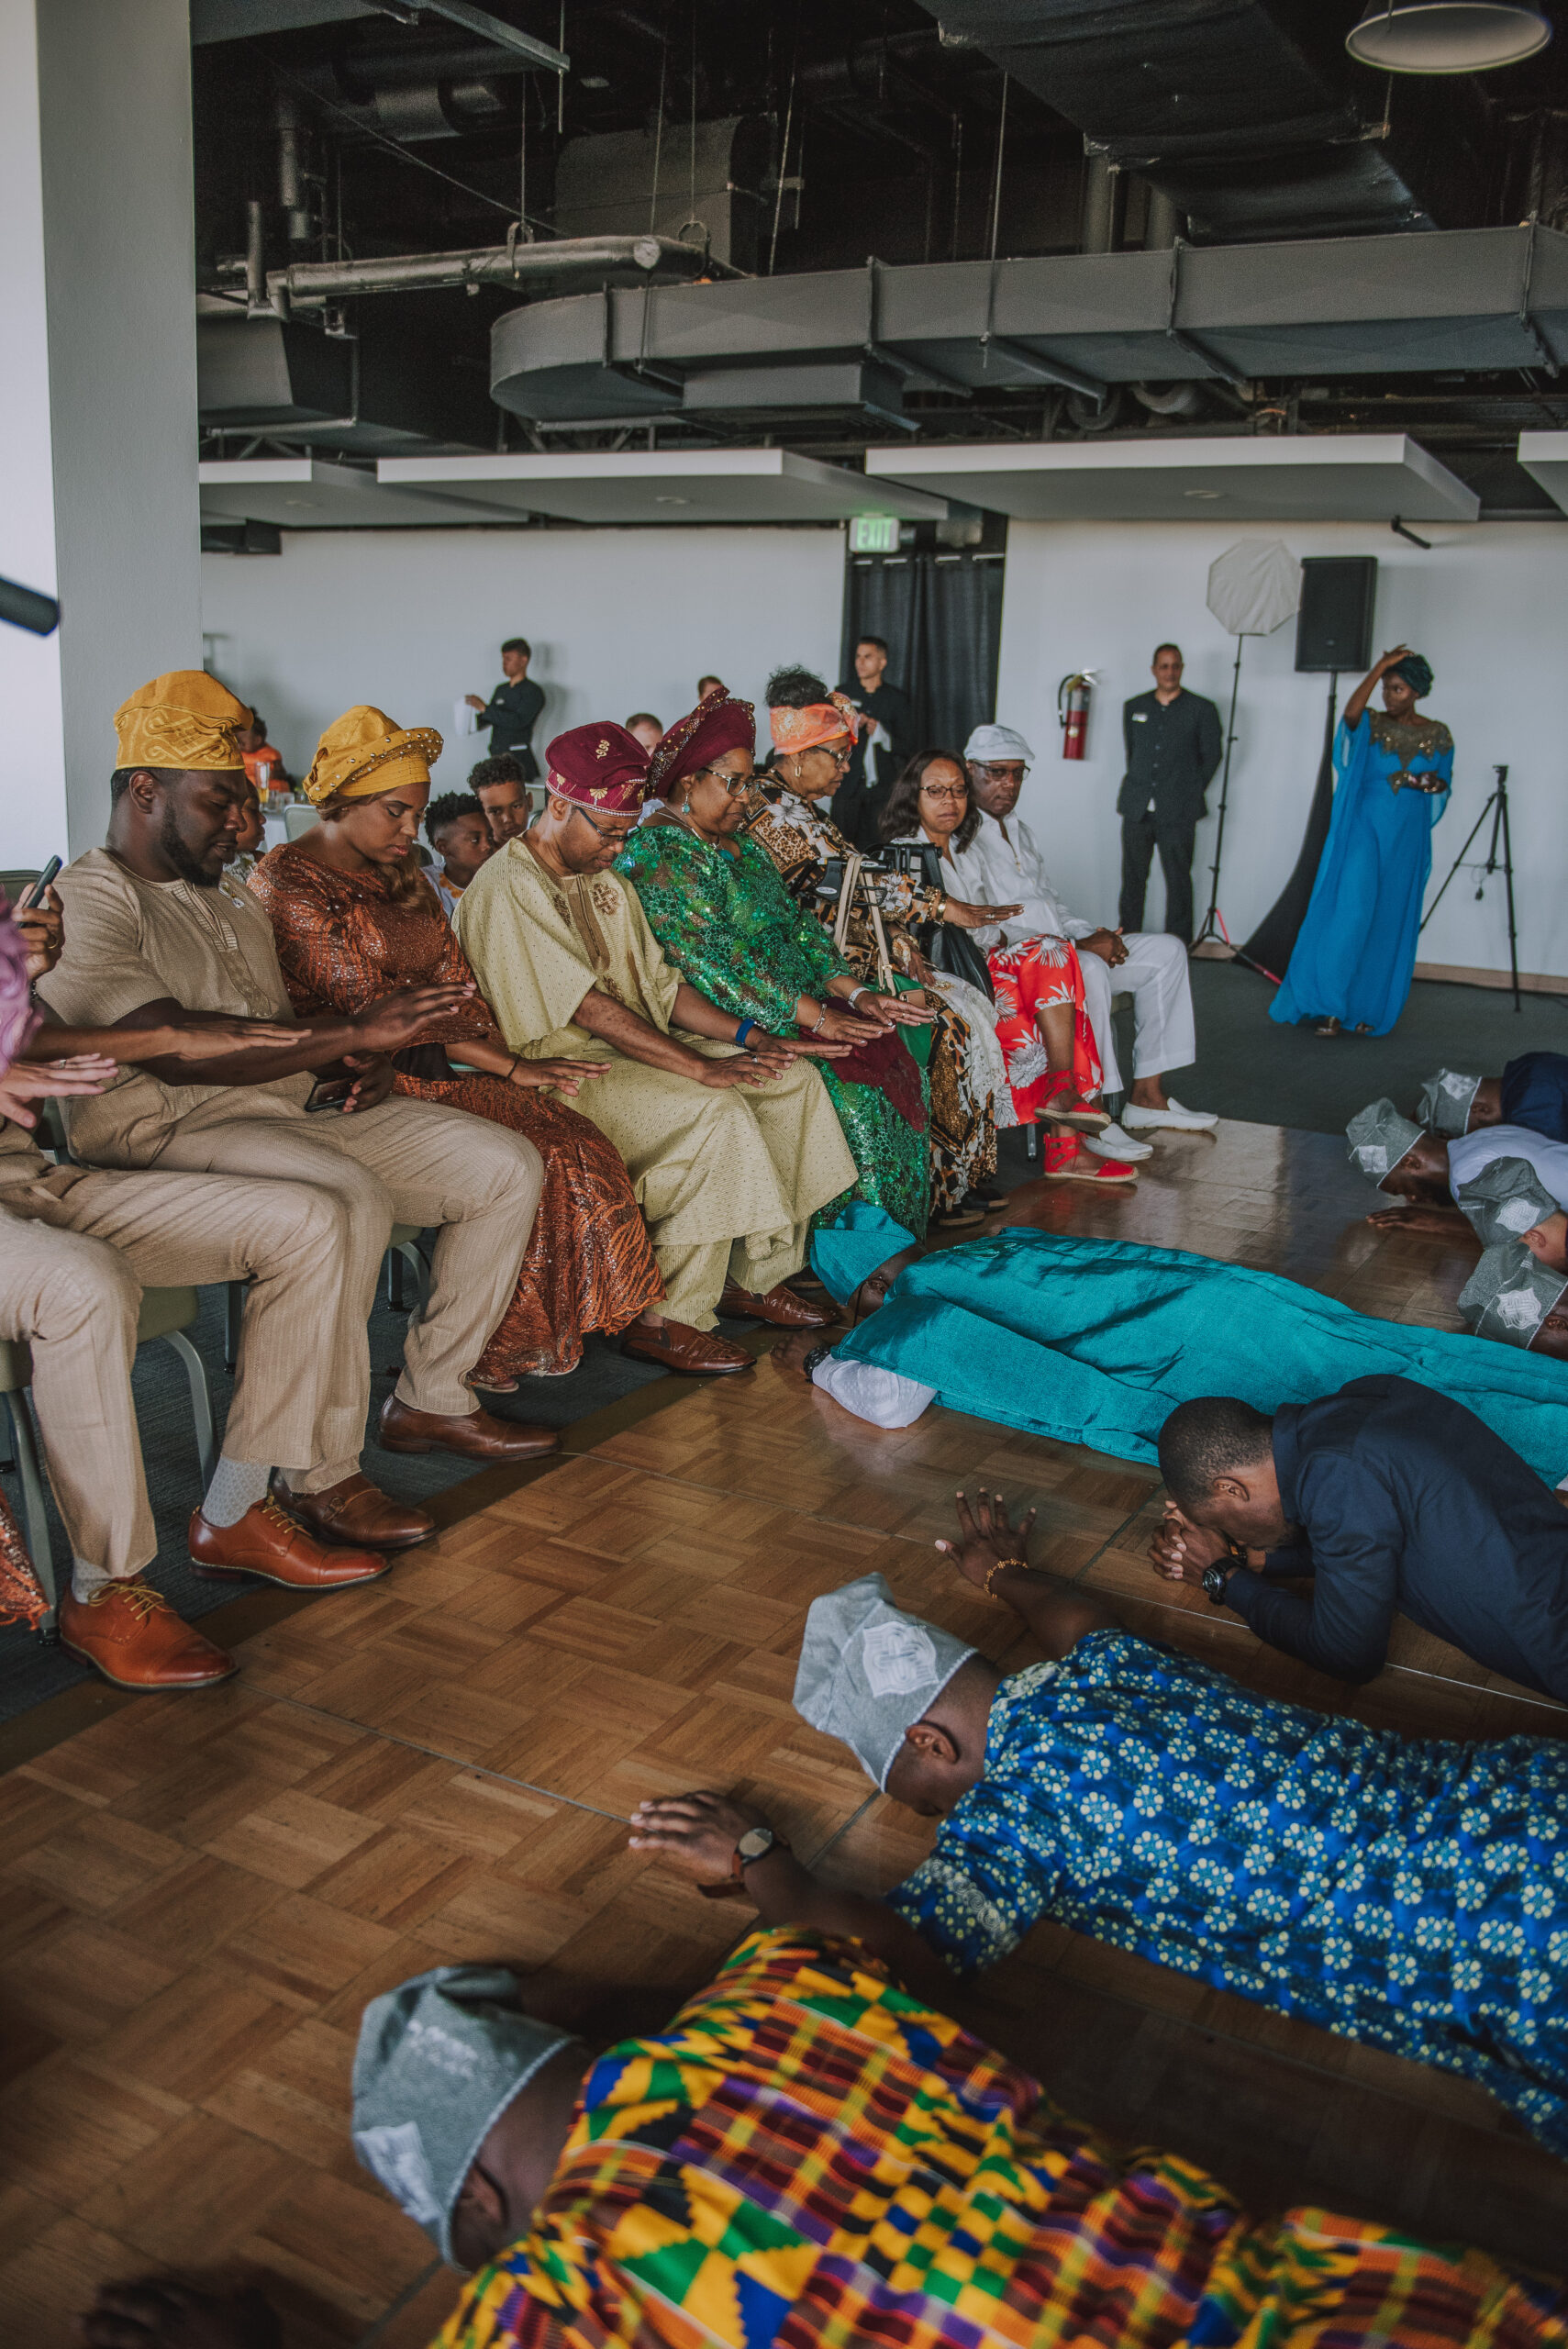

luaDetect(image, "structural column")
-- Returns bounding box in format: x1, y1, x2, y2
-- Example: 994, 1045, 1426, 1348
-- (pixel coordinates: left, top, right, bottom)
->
0, 0, 202, 863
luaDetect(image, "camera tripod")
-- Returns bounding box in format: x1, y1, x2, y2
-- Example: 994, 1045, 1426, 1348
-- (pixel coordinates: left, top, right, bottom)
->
1419, 763, 1520, 1013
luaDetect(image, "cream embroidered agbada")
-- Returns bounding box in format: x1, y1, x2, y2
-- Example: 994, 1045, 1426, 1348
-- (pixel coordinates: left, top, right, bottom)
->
457, 837, 854, 1330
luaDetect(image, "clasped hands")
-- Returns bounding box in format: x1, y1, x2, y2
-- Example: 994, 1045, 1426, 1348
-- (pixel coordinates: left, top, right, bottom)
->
1147, 1508, 1262, 1585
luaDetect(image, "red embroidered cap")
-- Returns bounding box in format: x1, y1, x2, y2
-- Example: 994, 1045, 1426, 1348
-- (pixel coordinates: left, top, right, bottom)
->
544, 723, 651, 812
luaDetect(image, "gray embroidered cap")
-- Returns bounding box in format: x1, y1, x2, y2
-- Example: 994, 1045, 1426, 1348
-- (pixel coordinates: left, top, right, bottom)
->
794, 1572, 977, 1790
352, 1965, 574, 2266
1345, 1097, 1425, 1188
1455, 1154, 1561, 1247
1459, 1241, 1568, 1349
1417, 1068, 1482, 1138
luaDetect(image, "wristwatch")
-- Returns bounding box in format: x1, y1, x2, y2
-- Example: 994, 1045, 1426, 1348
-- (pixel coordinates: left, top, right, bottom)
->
799, 1340, 834, 1384
731, 1824, 789, 1879
1201, 1561, 1237, 1608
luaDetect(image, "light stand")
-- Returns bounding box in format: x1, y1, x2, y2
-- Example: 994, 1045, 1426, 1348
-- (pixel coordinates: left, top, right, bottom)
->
1419, 763, 1520, 1013
1192, 632, 1272, 975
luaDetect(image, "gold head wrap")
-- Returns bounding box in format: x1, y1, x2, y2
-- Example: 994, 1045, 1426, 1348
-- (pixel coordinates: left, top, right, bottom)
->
114, 671, 250, 774
303, 706, 443, 806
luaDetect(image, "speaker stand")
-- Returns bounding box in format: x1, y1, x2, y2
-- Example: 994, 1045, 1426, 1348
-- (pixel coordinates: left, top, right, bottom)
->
1191, 633, 1272, 976
1420, 763, 1521, 1013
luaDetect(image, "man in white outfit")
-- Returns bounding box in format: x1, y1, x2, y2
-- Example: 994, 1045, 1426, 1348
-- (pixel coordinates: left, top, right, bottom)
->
954, 725, 1215, 1159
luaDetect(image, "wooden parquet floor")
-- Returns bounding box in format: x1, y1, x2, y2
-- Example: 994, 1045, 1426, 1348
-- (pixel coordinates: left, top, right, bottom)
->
3, 1119, 1566, 2345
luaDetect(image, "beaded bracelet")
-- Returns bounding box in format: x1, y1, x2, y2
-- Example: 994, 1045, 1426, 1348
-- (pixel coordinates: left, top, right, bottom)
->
984, 1557, 1027, 1598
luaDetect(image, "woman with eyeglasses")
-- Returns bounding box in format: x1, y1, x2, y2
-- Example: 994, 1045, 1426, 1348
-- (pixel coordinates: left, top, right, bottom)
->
747, 671, 1026, 1227
881, 751, 1137, 1190
615, 688, 936, 1248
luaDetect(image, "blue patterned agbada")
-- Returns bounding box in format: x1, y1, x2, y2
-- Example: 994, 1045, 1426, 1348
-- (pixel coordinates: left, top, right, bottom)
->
889, 1630, 1568, 2154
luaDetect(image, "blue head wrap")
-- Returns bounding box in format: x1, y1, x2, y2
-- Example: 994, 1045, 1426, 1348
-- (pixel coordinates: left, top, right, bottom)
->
808, 1202, 918, 1304
1390, 652, 1433, 697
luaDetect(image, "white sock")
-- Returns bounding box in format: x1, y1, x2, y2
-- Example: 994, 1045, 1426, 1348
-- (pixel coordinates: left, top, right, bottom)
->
71, 1555, 117, 1602
201, 1455, 272, 1528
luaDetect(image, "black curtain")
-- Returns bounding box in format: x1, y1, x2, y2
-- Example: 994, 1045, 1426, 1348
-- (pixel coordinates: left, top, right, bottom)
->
1239, 675, 1339, 984
840, 548, 1006, 754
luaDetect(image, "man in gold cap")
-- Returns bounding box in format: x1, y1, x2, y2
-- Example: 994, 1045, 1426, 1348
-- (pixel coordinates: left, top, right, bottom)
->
38, 671, 554, 1602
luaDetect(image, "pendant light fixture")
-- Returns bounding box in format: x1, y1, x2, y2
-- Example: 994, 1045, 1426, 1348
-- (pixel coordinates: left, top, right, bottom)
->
1346, 0, 1551, 73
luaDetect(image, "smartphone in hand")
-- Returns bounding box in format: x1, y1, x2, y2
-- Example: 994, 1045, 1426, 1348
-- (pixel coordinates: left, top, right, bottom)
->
15, 856, 61, 911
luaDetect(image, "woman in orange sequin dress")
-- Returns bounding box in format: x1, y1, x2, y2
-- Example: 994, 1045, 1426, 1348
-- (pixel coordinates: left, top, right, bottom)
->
250, 708, 662, 1386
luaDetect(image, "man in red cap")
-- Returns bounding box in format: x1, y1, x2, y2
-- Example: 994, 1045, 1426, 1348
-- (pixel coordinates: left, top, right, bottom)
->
458, 725, 855, 1375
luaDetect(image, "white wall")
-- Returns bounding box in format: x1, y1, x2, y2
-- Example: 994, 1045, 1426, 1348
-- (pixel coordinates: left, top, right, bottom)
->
200, 524, 848, 789
0, 0, 203, 864
995, 518, 1568, 981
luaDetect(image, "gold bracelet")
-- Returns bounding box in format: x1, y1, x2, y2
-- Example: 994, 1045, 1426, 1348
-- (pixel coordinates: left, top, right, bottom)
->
984, 1557, 1027, 1598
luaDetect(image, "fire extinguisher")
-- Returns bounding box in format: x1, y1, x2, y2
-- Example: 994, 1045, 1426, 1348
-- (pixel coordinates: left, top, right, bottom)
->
1057, 670, 1095, 761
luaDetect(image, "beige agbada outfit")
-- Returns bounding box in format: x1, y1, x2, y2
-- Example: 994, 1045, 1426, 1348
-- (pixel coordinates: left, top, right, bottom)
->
457, 838, 854, 1329
39, 851, 544, 1473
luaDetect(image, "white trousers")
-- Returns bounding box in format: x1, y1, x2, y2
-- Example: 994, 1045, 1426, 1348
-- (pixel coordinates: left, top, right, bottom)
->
1078, 931, 1195, 1093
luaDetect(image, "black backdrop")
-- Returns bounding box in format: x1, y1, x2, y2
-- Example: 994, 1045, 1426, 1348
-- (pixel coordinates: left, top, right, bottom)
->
840, 547, 1006, 755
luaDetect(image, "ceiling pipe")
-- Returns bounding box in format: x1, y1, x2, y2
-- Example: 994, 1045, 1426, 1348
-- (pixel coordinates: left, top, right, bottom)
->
263, 234, 738, 314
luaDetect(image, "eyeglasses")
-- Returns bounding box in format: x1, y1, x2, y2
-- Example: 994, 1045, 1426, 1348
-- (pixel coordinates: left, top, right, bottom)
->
570, 805, 637, 843
921, 785, 969, 803
694, 765, 757, 797
973, 763, 1029, 781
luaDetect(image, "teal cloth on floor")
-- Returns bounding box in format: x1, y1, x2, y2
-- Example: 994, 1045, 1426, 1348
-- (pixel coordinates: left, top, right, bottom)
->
832, 1230, 1568, 1486
809, 1202, 918, 1303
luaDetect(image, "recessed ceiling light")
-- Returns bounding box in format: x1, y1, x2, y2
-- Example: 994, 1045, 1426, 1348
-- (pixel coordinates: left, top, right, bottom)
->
654, 494, 689, 505
285, 498, 317, 507
581, 73, 609, 87
1184, 488, 1224, 499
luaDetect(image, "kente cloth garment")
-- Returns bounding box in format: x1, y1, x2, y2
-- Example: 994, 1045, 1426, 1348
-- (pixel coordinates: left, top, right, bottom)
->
1272, 709, 1454, 1036
749, 796, 1009, 1210
890, 1631, 1568, 2153
831, 1228, 1568, 1485
433, 1930, 1568, 2349
250, 842, 661, 1378
456, 838, 855, 1323
987, 934, 1102, 1123
614, 817, 931, 1241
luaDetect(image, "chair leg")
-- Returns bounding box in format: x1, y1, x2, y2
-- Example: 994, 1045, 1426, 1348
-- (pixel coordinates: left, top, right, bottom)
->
1025, 1122, 1038, 1162
160, 1330, 217, 1491
385, 1241, 428, 1315
224, 1279, 244, 1373
6, 1390, 58, 1633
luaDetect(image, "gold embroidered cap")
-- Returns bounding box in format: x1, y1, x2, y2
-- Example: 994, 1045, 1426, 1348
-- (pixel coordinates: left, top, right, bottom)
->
303, 706, 443, 806
114, 671, 251, 774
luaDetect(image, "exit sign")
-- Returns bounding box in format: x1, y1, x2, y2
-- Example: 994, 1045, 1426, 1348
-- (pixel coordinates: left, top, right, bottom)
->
850, 515, 901, 553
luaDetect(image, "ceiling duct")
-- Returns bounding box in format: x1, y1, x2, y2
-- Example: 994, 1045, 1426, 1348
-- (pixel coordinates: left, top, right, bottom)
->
925, 0, 1434, 244
553, 119, 770, 276
488, 226, 1568, 424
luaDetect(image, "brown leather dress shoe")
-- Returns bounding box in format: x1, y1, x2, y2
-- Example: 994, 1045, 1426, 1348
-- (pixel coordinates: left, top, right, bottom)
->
59, 1579, 237, 1691
378, 1393, 560, 1460
717, 1281, 838, 1330
189, 1496, 391, 1587
620, 1318, 755, 1375
273, 1472, 435, 1553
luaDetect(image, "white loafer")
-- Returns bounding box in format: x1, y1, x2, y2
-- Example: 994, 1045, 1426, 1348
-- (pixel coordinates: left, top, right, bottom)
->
1085, 1121, 1153, 1161
1122, 1097, 1218, 1131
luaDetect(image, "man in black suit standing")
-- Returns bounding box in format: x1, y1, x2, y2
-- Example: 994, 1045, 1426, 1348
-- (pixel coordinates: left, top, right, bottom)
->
466, 638, 546, 784
1118, 644, 1222, 945
832, 634, 919, 851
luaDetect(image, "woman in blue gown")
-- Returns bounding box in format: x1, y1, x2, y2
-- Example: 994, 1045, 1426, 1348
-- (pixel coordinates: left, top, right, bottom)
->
1271, 646, 1452, 1037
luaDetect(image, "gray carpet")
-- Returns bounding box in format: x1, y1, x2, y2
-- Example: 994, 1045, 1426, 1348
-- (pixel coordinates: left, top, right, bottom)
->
1181, 962, 1568, 1138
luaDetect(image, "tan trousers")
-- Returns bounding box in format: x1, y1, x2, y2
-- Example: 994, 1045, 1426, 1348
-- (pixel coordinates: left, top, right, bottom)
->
150, 1092, 542, 1424
0, 1163, 370, 1578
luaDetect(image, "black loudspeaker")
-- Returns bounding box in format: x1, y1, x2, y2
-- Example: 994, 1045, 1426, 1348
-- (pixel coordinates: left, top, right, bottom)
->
1295, 556, 1376, 674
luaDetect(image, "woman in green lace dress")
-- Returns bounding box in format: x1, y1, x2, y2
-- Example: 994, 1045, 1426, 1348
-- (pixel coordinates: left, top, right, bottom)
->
617, 691, 934, 1242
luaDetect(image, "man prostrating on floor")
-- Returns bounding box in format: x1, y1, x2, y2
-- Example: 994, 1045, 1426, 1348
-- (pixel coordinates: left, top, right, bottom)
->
950, 725, 1216, 1160
38, 673, 555, 1598
632, 1526, 1568, 2158
1349, 1094, 1568, 1264
1150, 1379, 1568, 1699
458, 723, 853, 1376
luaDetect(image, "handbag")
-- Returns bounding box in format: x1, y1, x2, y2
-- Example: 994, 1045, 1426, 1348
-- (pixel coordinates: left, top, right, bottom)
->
832, 852, 935, 1072
898, 842, 995, 999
